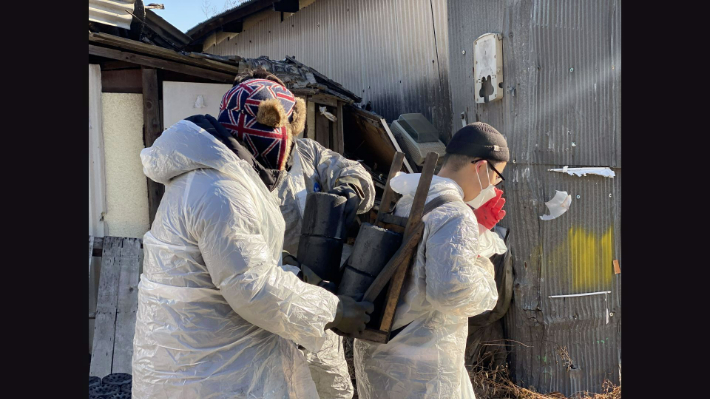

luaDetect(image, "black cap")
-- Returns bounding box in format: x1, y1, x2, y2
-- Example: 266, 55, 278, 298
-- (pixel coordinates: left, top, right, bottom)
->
445, 122, 509, 162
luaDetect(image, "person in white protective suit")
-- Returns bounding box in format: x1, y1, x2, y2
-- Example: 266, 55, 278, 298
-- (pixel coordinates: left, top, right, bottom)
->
353, 122, 510, 399
259, 75, 375, 398
131, 70, 374, 399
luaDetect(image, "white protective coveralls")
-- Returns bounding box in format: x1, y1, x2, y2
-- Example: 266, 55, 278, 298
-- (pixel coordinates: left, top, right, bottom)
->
353, 173, 499, 399
131, 120, 340, 399
273, 137, 375, 398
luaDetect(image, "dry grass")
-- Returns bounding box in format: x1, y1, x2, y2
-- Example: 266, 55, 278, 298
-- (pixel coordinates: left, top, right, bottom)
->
468, 359, 620, 399
343, 339, 619, 399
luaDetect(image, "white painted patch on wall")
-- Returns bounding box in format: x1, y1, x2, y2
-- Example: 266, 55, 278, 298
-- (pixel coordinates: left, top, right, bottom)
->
548, 166, 616, 178
162, 81, 233, 129
102, 93, 150, 238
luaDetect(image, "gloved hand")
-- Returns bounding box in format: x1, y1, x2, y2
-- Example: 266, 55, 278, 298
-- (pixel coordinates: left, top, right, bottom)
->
325, 295, 375, 334
301, 264, 338, 293
473, 187, 506, 230
328, 184, 363, 230
282, 251, 300, 267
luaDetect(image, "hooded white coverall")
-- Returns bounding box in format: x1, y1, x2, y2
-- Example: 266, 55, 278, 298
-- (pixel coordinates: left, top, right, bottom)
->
273, 137, 375, 398
353, 174, 499, 399
131, 120, 340, 398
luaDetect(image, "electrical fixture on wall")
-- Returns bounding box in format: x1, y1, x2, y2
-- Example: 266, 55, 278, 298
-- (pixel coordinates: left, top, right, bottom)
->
473, 32, 504, 103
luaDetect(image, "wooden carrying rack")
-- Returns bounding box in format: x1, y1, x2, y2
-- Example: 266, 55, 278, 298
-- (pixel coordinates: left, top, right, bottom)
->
339, 151, 439, 343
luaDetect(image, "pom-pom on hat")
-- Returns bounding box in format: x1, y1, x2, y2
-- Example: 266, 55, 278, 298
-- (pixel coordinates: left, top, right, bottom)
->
217, 78, 306, 170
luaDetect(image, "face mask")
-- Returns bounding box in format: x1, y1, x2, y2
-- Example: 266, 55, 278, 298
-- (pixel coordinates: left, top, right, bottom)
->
466, 163, 497, 209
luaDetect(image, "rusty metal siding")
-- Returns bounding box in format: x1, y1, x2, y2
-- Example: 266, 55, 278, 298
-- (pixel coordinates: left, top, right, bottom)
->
447, 0, 620, 167
501, 164, 621, 394
447, 0, 621, 395
210, 0, 453, 140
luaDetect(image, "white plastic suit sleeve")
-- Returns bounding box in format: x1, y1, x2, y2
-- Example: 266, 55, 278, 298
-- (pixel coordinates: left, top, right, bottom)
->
423, 211, 499, 317
192, 183, 340, 353
300, 139, 375, 214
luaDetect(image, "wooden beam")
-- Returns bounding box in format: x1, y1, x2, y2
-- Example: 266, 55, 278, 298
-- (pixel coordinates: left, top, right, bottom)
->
315, 111, 330, 149
379, 153, 439, 332
142, 68, 164, 226
89, 44, 234, 83
375, 152, 405, 223
310, 93, 338, 107
101, 69, 143, 93
335, 102, 344, 154
306, 100, 316, 140
344, 327, 389, 343
89, 32, 240, 75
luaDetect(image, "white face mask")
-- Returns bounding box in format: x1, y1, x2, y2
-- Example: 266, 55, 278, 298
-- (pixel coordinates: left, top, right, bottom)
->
466, 163, 497, 209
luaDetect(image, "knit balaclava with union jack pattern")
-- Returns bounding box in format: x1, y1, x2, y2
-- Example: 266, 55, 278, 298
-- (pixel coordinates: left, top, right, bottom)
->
217, 78, 306, 170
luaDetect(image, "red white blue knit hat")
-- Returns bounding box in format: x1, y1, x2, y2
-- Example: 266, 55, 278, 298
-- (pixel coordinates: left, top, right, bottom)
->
217, 78, 306, 170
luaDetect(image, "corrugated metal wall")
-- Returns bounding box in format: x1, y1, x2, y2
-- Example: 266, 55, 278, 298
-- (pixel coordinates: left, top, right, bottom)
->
209, 0, 453, 141
446, 0, 621, 395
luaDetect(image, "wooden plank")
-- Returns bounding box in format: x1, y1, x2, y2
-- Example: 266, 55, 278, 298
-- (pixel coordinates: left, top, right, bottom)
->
315, 111, 330, 149
403, 152, 439, 237
112, 238, 142, 374
347, 328, 389, 343
377, 213, 408, 228
89, 44, 234, 83
90, 237, 123, 377
381, 119, 414, 173
335, 102, 345, 154
100, 60, 137, 71
311, 93, 338, 107
142, 68, 164, 226
101, 68, 143, 93
305, 101, 316, 140
89, 65, 107, 238
89, 236, 94, 277
89, 32, 240, 75
375, 152, 405, 224
379, 153, 438, 332
93, 237, 105, 257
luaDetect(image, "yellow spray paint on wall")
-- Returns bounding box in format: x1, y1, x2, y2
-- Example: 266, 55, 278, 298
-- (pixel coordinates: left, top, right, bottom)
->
547, 226, 614, 292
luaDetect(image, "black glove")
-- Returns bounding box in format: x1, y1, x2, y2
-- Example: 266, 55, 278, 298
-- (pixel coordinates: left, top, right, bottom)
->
301, 264, 338, 293
282, 251, 300, 268
325, 295, 375, 334
329, 184, 363, 231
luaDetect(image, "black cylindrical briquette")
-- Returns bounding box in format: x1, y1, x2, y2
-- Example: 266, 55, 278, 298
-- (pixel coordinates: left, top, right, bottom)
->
297, 235, 344, 283
337, 265, 376, 300
347, 223, 403, 275
300, 192, 347, 239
